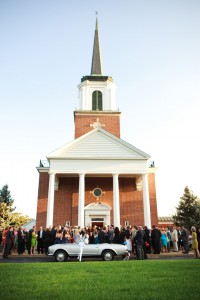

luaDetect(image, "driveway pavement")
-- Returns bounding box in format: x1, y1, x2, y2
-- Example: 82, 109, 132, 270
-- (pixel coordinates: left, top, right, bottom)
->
0, 250, 194, 263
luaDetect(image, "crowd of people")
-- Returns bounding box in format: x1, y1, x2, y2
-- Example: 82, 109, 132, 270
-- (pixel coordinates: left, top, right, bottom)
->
1, 224, 200, 260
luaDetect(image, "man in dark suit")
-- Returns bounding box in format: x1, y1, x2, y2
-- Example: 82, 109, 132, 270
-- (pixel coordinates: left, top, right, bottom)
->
98, 227, 106, 243
37, 226, 45, 254
151, 225, 161, 254
181, 225, 189, 254
18, 227, 25, 254
3, 227, 12, 258
134, 225, 144, 260
44, 226, 52, 255
51, 226, 56, 245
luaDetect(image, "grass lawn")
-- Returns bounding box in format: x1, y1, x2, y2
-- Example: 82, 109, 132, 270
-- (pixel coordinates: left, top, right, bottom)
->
0, 260, 199, 300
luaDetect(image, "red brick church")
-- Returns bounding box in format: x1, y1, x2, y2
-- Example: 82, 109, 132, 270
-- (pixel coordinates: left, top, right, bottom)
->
36, 19, 158, 229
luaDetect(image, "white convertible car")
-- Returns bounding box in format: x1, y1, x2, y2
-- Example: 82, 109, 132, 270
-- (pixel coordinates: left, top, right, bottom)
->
48, 243, 127, 262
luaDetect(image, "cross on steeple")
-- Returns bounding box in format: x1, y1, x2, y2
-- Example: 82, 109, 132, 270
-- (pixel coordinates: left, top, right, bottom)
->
90, 118, 105, 129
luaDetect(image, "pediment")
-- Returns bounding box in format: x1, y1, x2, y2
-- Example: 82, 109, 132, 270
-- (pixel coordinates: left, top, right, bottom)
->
85, 202, 111, 211
46, 128, 150, 160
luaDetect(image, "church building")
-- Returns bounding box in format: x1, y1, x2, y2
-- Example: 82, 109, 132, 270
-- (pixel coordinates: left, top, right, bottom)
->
36, 19, 158, 230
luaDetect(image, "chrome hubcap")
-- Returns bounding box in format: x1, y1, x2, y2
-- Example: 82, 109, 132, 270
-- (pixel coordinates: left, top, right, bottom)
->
57, 252, 65, 261
104, 252, 112, 260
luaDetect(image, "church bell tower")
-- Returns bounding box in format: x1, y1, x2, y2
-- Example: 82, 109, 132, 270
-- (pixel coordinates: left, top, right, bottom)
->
74, 18, 121, 139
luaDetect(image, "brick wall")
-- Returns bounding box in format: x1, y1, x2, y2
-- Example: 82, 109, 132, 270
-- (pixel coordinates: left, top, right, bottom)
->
120, 178, 144, 226
36, 174, 158, 228
71, 178, 79, 226
53, 178, 73, 226
74, 113, 121, 138
36, 172, 49, 229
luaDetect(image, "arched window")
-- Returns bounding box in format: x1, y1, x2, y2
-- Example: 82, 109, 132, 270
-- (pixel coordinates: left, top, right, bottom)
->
92, 91, 102, 110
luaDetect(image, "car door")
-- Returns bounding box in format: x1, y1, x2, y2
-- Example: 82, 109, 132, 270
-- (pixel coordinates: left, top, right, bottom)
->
82, 244, 100, 256
66, 243, 79, 256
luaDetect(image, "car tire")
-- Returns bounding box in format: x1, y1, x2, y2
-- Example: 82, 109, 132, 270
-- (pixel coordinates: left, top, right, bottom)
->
102, 250, 114, 261
55, 250, 68, 262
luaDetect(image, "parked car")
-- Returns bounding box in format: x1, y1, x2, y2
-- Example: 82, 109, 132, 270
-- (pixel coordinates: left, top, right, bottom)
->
48, 243, 128, 262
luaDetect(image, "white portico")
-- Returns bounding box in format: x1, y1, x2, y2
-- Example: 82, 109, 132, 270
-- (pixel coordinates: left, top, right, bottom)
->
45, 127, 151, 229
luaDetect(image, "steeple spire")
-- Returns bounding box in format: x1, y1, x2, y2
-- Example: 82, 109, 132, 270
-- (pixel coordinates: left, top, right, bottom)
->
91, 16, 102, 75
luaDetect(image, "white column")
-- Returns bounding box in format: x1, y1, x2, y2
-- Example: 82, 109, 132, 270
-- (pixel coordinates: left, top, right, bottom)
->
46, 173, 55, 228
78, 173, 85, 228
142, 174, 151, 229
113, 174, 120, 228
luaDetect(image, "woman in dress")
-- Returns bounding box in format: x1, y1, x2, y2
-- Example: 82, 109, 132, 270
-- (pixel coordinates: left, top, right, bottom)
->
62, 227, 71, 244
73, 227, 81, 244
54, 229, 62, 244
77, 233, 85, 262
191, 226, 199, 259
197, 228, 200, 254
65, 228, 72, 243
160, 228, 168, 253
31, 228, 37, 255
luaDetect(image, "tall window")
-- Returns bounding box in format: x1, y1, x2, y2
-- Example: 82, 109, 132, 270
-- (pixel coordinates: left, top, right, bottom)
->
92, 91, 102, 110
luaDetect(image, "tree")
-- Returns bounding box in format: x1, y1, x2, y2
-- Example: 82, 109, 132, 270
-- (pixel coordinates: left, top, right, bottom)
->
11, 212, 31, 228
0, 184, 14, 205
0, 185, 31, 229
173, 186, 200, 229
0, 202, 14, 228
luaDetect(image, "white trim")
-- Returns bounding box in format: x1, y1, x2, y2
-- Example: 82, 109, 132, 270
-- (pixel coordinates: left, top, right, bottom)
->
113, 174, 120, 228
46, 173, 55, 228
49, 159, 149, 175
78, 174, 85, 228
142, 174, 151, 229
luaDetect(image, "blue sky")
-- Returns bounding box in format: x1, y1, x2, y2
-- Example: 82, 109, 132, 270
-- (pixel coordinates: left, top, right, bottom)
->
0, 1, 200, 219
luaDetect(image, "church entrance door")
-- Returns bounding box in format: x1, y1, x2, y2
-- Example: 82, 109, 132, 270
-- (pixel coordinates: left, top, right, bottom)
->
92, 222, 103, 228
84, 202, 111, 227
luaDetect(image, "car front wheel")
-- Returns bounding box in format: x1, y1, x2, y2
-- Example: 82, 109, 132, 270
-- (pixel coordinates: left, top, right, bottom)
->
102, 250, 114, 261
55, 250, 68, 262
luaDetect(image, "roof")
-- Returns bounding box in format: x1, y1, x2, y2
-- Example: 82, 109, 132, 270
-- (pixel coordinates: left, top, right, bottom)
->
22, 219, 36, 231
158, 217, 173, 222
46, 127, 150, 160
